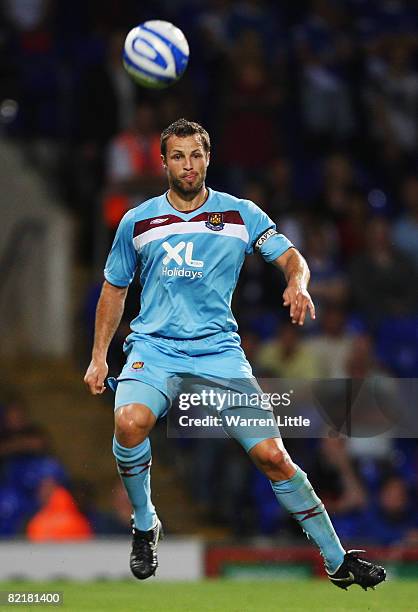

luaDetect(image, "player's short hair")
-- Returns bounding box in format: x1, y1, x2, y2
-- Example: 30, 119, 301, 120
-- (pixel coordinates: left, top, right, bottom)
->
160, 118, 211, 157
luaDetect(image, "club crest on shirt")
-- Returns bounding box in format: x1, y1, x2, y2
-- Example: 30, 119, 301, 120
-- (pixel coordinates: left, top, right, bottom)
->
205, 212, 224, 231
131, 361, 144, 370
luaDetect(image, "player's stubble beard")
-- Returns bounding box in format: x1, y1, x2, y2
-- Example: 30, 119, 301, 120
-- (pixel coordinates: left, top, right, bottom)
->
168, 170, 206, 201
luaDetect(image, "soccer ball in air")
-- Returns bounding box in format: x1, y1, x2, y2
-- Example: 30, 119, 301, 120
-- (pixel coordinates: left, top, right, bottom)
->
123, 20, 189, 89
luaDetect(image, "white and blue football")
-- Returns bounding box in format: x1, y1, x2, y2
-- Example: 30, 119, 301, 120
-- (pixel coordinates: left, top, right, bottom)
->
123, 20, 189, 89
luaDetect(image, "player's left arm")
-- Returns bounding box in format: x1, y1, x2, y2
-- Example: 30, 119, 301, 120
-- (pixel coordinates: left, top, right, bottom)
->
273, 247, 316, 326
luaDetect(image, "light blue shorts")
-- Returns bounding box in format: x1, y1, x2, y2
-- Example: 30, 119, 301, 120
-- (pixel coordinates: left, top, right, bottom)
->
110, 332, 280, 452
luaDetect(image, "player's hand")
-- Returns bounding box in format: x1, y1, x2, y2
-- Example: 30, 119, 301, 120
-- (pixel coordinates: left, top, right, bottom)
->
283, 284, 316, 326
84, 359, 108, 395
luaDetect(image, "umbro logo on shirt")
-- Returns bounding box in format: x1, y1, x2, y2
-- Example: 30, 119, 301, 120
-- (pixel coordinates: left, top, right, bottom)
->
150, 217, 169, 225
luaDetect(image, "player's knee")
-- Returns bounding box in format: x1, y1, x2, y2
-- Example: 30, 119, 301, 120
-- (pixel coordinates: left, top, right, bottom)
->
253, 441, 292, 476
115, 403, 155, 441
260, 446, 287, 471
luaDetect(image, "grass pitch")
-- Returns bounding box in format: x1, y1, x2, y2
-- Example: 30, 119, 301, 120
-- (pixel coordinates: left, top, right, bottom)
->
0, 579, 415, 612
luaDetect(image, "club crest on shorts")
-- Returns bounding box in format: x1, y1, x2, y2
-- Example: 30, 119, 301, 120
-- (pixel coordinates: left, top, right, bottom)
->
205, 212, 224, 231
131, 361, 144, 370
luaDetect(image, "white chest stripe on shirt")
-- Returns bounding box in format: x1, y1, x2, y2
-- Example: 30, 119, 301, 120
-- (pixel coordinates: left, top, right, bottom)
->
133, 221, 249, 251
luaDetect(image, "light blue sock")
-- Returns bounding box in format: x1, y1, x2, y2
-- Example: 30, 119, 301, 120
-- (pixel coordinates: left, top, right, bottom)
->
112, 436, 157, 532
271, 467, 345, 573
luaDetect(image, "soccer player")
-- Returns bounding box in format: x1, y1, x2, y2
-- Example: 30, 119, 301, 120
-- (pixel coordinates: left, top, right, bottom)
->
84, 119, 385, 590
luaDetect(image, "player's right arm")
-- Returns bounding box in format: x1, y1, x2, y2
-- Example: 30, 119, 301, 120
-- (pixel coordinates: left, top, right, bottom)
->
84, 209, 138, 395
84, 281, 128, 395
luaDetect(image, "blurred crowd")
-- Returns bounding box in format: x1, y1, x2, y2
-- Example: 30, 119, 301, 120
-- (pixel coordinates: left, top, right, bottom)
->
0, 392, 134, 539
1, 0, 418, 542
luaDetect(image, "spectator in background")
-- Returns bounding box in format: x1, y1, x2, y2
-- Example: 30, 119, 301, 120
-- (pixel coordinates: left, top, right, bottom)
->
183, 437, 253, 535
0, 396, 68, 537
304, 222, 348, 316
264, 157, 306, 251
344, 333, 387, 380
344, 334, 401, 502
365, 40, 418, 156
242, 180, 268, 214
310, 335, 404, 543
255, 322, 318, 378
219, 30, 282, 190
393, 175, 418, 269
26, 477, 92, 541
227, 0, 282, 49
294, 0, 356, 151
158, 94, 194, 136
194, 0, 233, 112
104, 103, 166, 228
0, 396, 49, 459
213, 441, 255, 535
305, 304, 353, 378
312, 437, 367, 515
314, 153, 359, 220
1, 0, 64, 171
336, 189, 369, 261
77, 30, 137, 148
2, 0, 51, 32
106, 103, 165, 192
349, 216, 418, 328
94, 478, 132, 535
265, 157, 296, 217
360, 475, 417, 546
71, 478, 132, 536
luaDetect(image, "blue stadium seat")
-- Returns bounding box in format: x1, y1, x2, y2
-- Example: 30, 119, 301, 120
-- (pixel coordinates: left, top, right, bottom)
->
0, 485, 34, 536
3, 456, 68, 493
376, 317, 418, 377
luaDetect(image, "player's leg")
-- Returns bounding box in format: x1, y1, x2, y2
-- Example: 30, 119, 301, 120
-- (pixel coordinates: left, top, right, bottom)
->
114, 401, 159, 532
249, 436, 385, 589
218, 405, 344, 572
249, 437, 345, 572
192, 337, 343, 560
113, 379, 169, 580
193, 335, 385, 589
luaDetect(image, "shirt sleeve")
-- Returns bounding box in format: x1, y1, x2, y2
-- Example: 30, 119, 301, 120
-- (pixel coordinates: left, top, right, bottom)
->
245, 200, 293, 262
104, 210, 138, 287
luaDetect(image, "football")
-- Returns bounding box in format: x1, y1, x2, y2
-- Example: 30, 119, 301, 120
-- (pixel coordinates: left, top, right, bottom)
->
123, 20, 189, 89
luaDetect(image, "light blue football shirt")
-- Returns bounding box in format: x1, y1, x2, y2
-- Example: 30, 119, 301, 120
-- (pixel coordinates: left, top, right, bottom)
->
104, 188, 293, 339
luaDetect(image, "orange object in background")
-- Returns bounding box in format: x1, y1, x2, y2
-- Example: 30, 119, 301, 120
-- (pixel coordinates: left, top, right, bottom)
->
113, 131, 162, 177
103, 193, 130, 229
27, 484, 93, 542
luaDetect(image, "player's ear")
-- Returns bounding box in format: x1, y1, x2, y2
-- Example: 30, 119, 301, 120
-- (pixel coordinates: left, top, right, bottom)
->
206, 151, 210, 166
161, 154, 167, 168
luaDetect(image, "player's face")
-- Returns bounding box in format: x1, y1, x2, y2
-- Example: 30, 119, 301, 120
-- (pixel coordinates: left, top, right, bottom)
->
163, 135, 210, 198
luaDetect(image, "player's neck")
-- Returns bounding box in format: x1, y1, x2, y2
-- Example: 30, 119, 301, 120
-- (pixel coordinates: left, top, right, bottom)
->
167, 185, 208, 212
